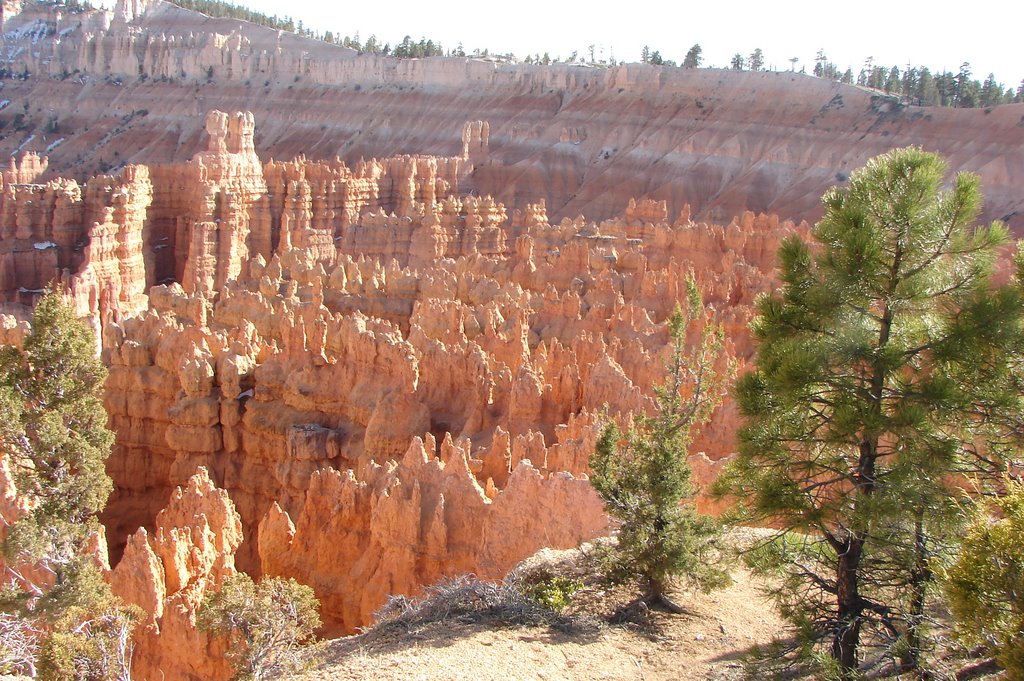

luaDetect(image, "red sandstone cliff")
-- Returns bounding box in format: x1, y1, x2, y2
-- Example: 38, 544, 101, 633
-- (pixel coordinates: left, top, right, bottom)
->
0, 0, 1021, 232
0, 109, 802, 646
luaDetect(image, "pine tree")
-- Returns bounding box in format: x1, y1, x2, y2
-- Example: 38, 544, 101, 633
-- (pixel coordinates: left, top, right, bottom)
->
748, 48, 764, 71
868, 65, 886, 89
955, 62, 973, 106
901, 66, 918, 99
980, 73, 1003, 107
590, 282, 732, 611
0, 293, 134, 678
813, 49, 827, 77
682, 44, 702, 69
917, 67, 939, 106
0, 293, 113, 578
715, 147, 1024, 679
884, 65, 901, 93
858, 56, 873, 86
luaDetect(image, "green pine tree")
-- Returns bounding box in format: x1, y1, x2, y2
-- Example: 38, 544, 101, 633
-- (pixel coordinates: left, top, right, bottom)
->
0, 293, 113, 578
714, 147, 1024, 679
682, 44, 702, 69
0, 293, 135, 679
590, 281, 732, 611
748, 48, 764, 71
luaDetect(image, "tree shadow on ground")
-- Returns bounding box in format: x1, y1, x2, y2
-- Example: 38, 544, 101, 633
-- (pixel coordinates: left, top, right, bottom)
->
703, 632, 811, 679
317, 576, 605, 666
322, 615, 605, 665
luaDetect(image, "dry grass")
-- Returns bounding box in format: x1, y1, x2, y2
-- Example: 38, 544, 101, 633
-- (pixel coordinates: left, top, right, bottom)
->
370, 574, 595, 637
285, 528, 1006, 681
290, 536, 787, 681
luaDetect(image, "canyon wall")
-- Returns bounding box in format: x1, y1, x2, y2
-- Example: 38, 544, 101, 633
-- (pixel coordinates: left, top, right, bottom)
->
79, 112, 796, 643
1, 109, 800, 648
1, 1, 1022, 232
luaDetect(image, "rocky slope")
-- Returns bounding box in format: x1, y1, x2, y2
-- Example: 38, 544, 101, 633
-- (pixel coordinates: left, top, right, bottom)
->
1, 0, 1022, 230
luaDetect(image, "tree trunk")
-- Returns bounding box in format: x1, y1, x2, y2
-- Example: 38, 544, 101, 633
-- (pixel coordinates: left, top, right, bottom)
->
902, 512, 930, 674
644, 573, 685, 614
830, 296, 890, 677
832, 536, 864, 678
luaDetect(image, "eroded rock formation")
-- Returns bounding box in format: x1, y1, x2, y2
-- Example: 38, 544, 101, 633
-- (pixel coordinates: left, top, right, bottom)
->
4, 111, 800, 651
110, 467, 239, 681
3, 0, 1020, 667
259, 434, 606, 634
80, 113, 800, 640
0, 160, 152, 331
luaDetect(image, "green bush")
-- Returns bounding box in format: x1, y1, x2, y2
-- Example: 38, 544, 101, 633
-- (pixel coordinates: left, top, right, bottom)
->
943, 480, 1024, 679
38, 606, 139, 681
198, 573, 321, 681
522, 574, 583, 612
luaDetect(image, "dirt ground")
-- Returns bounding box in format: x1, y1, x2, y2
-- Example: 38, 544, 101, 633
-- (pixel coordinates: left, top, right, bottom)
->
298, 565, 785, 681
287, 529, 1008, 681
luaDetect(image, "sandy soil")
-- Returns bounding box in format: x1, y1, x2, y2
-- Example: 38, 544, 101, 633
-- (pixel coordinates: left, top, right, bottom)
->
297, 566, 785, 681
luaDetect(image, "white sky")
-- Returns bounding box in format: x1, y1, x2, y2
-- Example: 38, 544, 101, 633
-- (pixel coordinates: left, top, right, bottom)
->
110, 0, 1024, 88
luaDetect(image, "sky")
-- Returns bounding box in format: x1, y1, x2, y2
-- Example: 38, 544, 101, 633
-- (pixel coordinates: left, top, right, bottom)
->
106, 0, 1024, 88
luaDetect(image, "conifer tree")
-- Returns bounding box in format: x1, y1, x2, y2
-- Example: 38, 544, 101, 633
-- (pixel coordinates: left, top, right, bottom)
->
682, 44, 702, 69
591, 281, 732, 610
715, 147, 1024, 679
0, 293, 113, 580
748, 48, 764, 71
980, 73, 1004, 107
0, 293, 135, 679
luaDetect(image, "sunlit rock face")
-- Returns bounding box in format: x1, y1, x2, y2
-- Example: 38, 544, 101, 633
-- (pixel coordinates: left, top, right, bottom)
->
1, 106, 805, 640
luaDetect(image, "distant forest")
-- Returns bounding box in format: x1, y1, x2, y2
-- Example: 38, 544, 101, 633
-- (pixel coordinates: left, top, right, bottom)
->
646, 45, 1023, 108
803, 49, 1024, 108
144, 0, 1024, 108
47, 0, 96, 11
